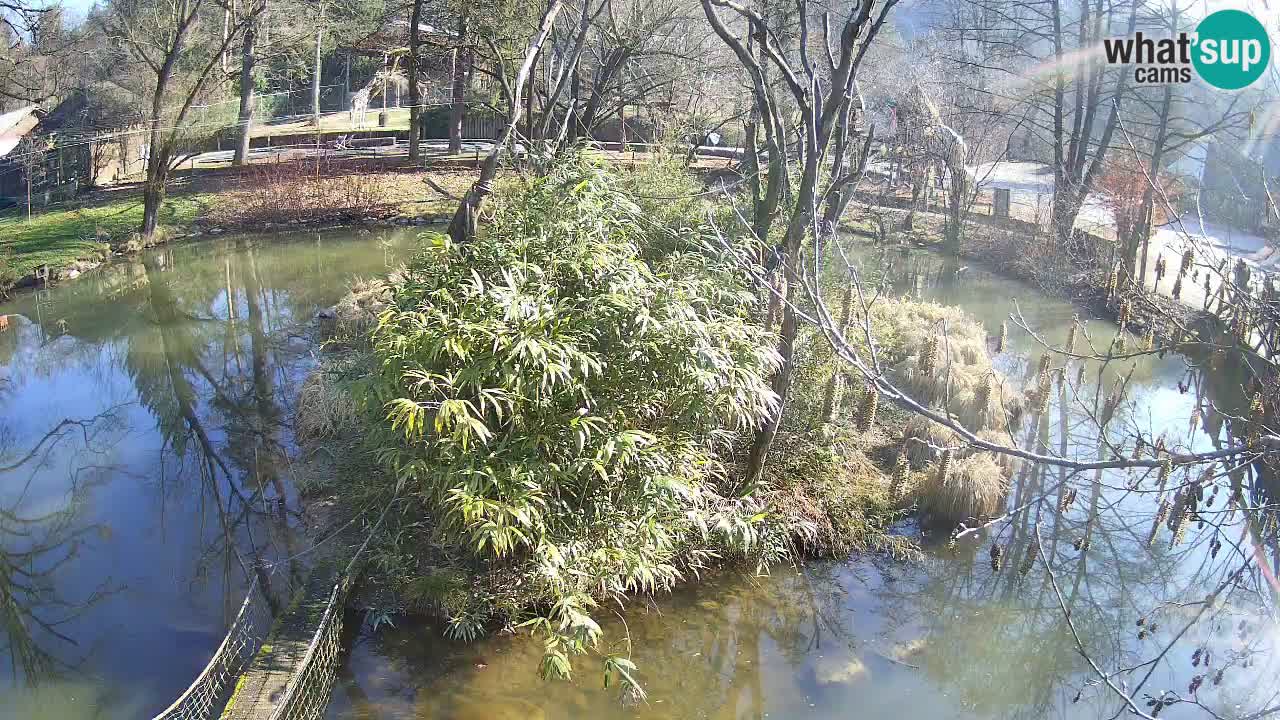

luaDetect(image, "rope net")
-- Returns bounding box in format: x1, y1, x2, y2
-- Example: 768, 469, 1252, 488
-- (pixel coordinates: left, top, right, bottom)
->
266, 502, 393, 720
266, 575, 353, 720
153, 578, 271, 720
157, 503, 390, 720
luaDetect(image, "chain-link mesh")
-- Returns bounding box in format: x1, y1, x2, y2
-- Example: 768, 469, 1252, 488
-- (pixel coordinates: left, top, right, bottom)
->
265, 574, 353, 720
264, 502, 392, 720
153, 578, 269, 720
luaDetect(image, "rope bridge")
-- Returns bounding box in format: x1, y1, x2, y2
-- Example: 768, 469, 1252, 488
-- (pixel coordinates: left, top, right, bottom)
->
264, 572, 357, 720
151, 578, 272, 720
254, 503, 392, 720
154, 502, 393, 720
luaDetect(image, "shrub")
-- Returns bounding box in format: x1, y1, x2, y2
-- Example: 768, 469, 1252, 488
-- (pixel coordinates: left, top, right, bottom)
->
363, 158, 783, 683
216, 159, 392, 226
763, 428, 914, 558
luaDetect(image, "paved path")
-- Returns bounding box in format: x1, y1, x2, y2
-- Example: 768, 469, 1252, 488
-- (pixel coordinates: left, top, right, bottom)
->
965, 161, 1278, 309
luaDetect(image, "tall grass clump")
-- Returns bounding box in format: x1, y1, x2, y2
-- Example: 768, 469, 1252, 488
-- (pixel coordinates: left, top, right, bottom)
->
915, 452, 1008, 526
296, 364, 362, 442
361, 158, 790, 686
871, 301, 1016, 526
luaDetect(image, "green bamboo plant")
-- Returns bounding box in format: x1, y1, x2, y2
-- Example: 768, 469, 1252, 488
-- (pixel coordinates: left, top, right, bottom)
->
364, 159, 789, 687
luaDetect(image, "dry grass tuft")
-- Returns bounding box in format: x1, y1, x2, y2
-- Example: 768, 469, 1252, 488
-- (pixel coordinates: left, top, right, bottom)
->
977, 430, 1022, 474
874, 299, 1016, 436
874, 300, 988, 362
951, 376, 1021, 433
296, 368, 360, 442
324, 276, 393, 345
915, 452, 1008, 527
902, 415, 961, 467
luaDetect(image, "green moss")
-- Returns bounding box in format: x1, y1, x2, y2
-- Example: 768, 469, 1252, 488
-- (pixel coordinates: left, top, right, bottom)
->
219, 672, 251, 717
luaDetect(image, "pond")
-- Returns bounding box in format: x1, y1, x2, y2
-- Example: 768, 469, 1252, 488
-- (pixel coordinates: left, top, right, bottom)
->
1, 231, 1272, 720
324, 243, 1277, 720
0, 227, 422, 719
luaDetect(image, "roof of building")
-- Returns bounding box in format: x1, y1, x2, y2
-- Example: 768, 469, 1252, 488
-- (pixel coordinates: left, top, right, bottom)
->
0, 106, 42, 160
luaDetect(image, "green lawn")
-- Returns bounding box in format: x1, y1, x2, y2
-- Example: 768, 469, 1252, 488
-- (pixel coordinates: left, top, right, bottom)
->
0, 194, 209, 278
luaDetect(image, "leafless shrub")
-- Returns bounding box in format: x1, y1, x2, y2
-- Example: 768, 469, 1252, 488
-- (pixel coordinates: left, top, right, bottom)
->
214, 159, 396, 227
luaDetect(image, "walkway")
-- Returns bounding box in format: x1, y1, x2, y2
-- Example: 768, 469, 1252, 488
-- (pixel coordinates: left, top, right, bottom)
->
964, 160, 1278, 309
220, 564, 341, 720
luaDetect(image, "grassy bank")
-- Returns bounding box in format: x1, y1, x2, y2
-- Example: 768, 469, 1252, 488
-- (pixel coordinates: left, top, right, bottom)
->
0, 165, 472, 296
0, 194, 208, 280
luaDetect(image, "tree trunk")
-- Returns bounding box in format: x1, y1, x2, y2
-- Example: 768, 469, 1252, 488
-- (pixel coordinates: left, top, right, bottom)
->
141, 93, 173, 240
447, 0, 565, 244
407, 0, 423, 163
448, 13, 468, 153
141, 166, 168, 239
945, 166, 966, 251
1133, 84, 1174, 283
525, 48, 539, 144
311, 22, 323, 127
566, 65, 581, 145
754, 152, 783, 249
233, 21, 257, 166
1051, 190, 1081, 248
746, 157, 823, 484
534, 0, 596, 143
745, 281, 799, 486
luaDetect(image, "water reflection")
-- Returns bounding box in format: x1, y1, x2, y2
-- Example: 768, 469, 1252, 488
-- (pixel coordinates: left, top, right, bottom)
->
0, 408, 123, 683
0, 229, 419, 717
327, 242, 1277, 720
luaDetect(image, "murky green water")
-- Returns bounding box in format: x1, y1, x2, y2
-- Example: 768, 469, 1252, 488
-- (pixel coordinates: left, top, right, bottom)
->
0, 228, 420, 718
2, 231, 1272, 720
325, 244, 1278, 720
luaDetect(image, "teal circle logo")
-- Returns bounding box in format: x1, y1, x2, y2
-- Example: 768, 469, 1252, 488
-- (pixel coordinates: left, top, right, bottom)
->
1193, 9, 1270, 90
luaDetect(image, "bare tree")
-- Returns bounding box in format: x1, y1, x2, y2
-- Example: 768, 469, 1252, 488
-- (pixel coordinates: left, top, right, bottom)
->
101, 0, 261, 239
703, 0, 898, 484
233, 3, 262, 165
0, 1, 79, 105
407, 0, 425, 162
